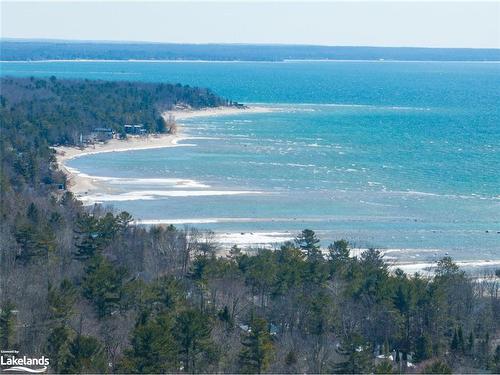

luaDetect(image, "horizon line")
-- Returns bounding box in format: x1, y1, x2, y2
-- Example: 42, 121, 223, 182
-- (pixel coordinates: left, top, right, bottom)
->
2, 37, 499, 51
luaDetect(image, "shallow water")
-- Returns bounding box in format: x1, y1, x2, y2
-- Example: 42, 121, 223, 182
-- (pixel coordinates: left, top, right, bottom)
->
3, 60, 499, 264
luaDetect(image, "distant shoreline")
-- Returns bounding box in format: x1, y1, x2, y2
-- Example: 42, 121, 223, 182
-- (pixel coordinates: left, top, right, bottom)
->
53, 105, 274, 196
3, 59, 500, 64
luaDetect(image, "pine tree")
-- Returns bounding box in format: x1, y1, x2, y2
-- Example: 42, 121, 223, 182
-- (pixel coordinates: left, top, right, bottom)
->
295, 229, 322, 260
14, 223, 42, 264
26, 202, 40, 223
97, 212, 119, 245
116, 211, 133, 233
48, 279, 77, 322
415, 334, 433, 361
173, 309, 215, 373
393, 285, 410, 315
47, 325, 73, 373
457, 326, 464, 352
218, 305, 233, 328
73, 214, 101, 261
228, 245, 242, 261
328, 239, 350, 260
493, 345, 500, 374
451, 329, 459, 351
467, 332, 474, 353
61, 334, 107, 374
333, 335, 372, 374
435, 257, 461, 278
0, 302, 16, 349
119, 311, 179, 373
375, 360, 393, 374
239, 317, 274, 373
285, 350, 297, 367
82, 255, 128, 317
328, 239, 350, 276
423, 360, 452, 374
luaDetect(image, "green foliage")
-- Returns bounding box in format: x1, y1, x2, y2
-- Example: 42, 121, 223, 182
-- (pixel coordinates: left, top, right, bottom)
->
239, 316, 275, 373
328, 239, 350, 276
493, 345, 500, 374
82, 255, 128, 318
155, 116, 167, 133
73, 214, 103, 261
116, 211, 133, 233
0, 301, 16, 349
374, 360, 393, 374
227, 244, 242, 261
14, 221, 56, 264
451, 326, 465, 353
295, 229, 322, 260
285, 350, 297, 367
74, 213, 119, 261
119, 311, 179, 373
415, 335, 433, 362
47, 325, 73, 373
333, 335, 373, 374
48, 279, 77, 321
435, 256, 461, 278
301, 289, 333, 336
1, 76, 499, 374
271, 242, 305, 295
422, 360, 452, 374
173, 309, 216, 373
0, 77, 229, 146
241, 249, 278, 305
218, 305, 234, 327
62, 334, 107, 374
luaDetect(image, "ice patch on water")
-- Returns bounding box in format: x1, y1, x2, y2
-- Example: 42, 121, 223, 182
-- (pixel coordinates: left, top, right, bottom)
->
359, 200, 395, 207
136, 218, 222, 225
249, 102, 433, 112
66, 165, 211, 188
389, 190, 500, 201
287, 163, 317, 168
79, 189, 263, 204
105, 177, 210, 188
390, 260, 500, 276
216, 231, 293, 245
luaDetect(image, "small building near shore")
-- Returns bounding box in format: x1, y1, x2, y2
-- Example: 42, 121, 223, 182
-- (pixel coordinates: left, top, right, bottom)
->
82, 128, 114, 143
89, 127, 114, 142
124, 124, 147, 135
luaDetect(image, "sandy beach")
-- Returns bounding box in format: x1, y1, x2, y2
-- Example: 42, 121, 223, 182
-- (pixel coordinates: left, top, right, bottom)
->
53, 105, 273, 196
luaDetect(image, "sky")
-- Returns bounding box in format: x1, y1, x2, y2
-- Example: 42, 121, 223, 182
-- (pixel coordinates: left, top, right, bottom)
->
1, 1, 499, 48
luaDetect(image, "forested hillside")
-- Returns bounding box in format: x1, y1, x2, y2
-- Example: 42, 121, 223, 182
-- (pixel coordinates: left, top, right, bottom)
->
0, 78, 499, 374
0, 77, 229, 144
2, 40, 500, 61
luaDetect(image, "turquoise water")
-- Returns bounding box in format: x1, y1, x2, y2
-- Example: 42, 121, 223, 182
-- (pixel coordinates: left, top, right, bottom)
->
2, 61, 499, 263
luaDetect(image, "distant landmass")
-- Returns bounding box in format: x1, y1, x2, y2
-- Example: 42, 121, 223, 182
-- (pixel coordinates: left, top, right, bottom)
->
1, 39, 500, 61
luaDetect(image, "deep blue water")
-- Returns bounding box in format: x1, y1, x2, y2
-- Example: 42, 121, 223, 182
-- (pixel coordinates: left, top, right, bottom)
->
2, 60, 499, 263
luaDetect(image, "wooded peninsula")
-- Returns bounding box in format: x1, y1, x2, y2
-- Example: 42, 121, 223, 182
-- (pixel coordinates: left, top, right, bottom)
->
0, 77, 498, 374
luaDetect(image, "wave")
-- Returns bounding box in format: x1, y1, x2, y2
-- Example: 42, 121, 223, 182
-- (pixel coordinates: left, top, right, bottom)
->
358, 200, 395, 207
63, 140, 196, 162
65, 165, 211, 189
136, 218, 222, 225
246, 102, 432, 112
246, 161, 319, 168
388, 190, 500, 201
134, 215, 414, 225
79, 189, 263, 204
389, 260, 500, 275
98, 176, 210, 189
216, 231, 294, 245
